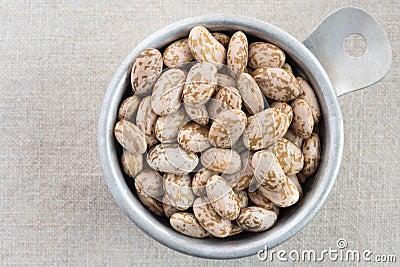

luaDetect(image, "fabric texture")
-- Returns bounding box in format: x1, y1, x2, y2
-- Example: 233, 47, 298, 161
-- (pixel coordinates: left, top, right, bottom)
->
0, 0, 399, 266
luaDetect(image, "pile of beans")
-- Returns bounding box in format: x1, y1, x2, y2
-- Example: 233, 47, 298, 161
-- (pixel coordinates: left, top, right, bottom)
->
114, 26, 321, 238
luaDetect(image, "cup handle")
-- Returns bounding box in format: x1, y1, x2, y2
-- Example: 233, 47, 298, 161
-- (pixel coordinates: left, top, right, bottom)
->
303, 7, 392, 96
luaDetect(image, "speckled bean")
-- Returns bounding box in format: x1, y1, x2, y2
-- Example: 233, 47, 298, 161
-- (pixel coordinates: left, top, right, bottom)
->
170, 212, 209, 238
131, 48, 163, 95
236, 207, 277, 232
193, 196, 232, 238
201, 148, 241, 174
114, 120, 147, 154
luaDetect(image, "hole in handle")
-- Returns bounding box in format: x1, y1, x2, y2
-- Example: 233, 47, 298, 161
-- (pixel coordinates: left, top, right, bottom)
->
343, 33, 367, 57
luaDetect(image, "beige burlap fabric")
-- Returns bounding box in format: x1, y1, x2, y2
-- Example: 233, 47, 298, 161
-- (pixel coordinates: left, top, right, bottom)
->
1, 0, 399, 266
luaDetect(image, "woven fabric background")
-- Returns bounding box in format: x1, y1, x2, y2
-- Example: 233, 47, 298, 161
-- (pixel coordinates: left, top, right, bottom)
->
0, 0, 399, 266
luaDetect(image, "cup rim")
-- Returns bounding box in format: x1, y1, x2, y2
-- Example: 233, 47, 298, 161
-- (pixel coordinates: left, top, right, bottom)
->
98, 14, 344, 259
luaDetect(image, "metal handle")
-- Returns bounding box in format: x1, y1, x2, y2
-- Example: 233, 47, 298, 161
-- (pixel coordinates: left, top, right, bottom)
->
303, 7, 392, 96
